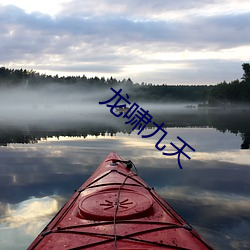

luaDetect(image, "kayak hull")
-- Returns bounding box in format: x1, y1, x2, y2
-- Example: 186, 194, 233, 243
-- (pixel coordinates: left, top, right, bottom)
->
28, 152, 213, 249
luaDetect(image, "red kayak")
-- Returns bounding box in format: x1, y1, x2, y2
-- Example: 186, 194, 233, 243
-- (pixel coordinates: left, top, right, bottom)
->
28, 152, 213, 249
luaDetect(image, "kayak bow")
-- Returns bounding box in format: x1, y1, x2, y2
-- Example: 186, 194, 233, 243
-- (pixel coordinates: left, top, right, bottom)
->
28, 152, 213, 249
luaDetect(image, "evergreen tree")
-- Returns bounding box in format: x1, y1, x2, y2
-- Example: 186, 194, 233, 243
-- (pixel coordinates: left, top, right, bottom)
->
242, 63, 250, 83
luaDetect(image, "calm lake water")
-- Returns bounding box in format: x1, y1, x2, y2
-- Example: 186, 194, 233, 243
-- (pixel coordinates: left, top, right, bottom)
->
0, 103, 250, 249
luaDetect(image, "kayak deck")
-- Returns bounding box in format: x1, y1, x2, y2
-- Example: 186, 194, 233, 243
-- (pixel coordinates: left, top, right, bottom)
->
28, 152, 213, 249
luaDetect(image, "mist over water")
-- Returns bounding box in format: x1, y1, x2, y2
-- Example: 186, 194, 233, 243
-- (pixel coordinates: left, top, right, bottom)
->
0, 85, 198, 126
0, 85, 111, 125
1, 84, 250, 149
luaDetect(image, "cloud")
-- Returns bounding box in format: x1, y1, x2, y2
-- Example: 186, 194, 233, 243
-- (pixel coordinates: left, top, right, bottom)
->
58, 0, 247, 19
4, 5, 247, 49
0, 1, 250, 84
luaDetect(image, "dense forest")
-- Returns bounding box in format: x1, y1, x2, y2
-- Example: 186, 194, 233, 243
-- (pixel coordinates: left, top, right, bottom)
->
0, 63, 250, 105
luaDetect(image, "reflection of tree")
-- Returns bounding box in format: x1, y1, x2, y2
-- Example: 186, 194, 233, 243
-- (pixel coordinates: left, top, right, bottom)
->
0, 110, 250, 149
151, 109, 250, 150
241, 133, 250, 149
0, 122, 133, 146
0, 131, 38, 146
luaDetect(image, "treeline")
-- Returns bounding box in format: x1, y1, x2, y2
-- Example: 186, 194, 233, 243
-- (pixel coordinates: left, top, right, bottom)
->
0, 63, 250, 104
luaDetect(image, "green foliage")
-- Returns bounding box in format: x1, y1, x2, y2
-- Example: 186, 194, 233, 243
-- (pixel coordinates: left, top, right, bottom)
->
242, 63, 250, 82
0, 63, 250, 104
208, 63, 250, 105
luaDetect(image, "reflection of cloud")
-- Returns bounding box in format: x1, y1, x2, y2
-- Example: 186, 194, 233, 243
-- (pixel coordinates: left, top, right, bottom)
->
157, 186, 250, 249
119, 134, 156, 149
193, 150, 250, 166
193, 223, 250, 250
0, 202, 7, 218
0, 196, 59, 231
0, 196, 62, 249
157, 186, 250, 216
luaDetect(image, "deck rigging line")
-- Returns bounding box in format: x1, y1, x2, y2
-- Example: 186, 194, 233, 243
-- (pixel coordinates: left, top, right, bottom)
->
112, 159, 138, 249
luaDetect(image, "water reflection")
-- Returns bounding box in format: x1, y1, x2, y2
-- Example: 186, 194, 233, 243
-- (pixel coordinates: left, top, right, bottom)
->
0, 110, 250, 249
0, 196, 62, 250
0, 108, 250, 149
0, 196, 59, 228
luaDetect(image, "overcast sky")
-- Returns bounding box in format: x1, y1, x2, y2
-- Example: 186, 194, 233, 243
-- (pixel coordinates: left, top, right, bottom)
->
0, 0, 250, 85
